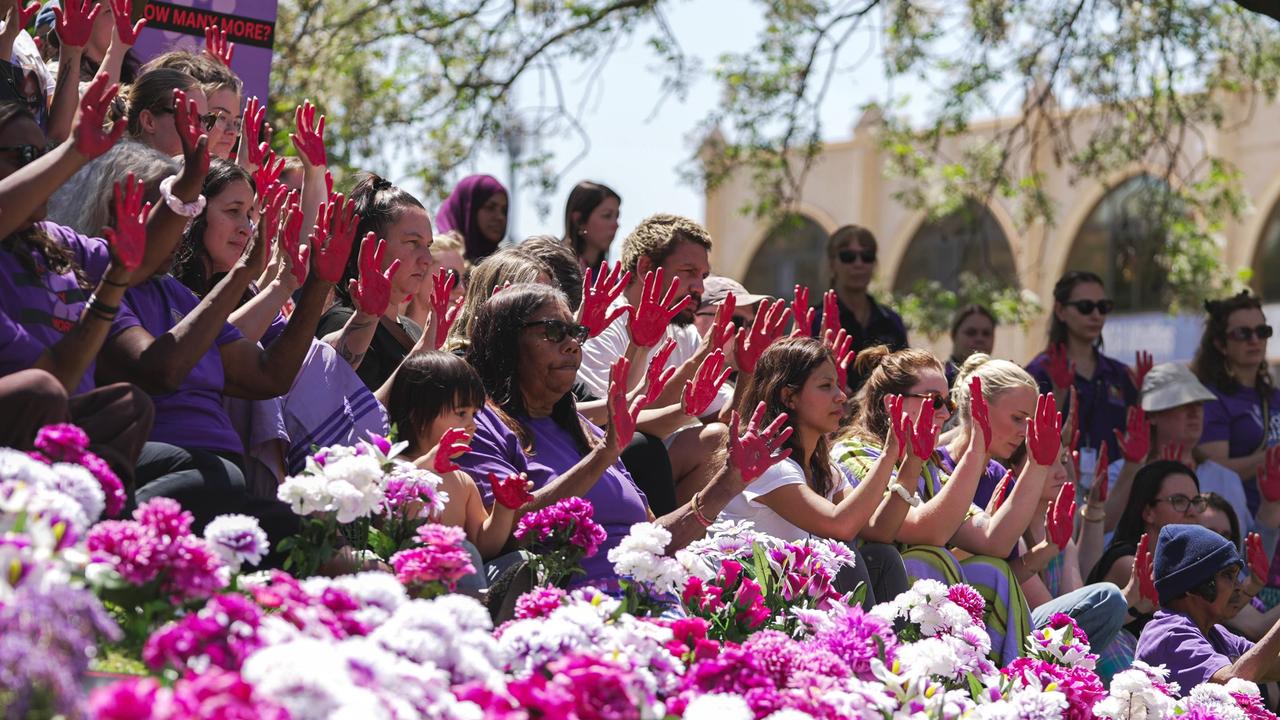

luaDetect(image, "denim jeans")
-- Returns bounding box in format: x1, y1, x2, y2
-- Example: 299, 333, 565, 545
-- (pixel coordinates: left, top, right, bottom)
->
1032, 582, 1127, 653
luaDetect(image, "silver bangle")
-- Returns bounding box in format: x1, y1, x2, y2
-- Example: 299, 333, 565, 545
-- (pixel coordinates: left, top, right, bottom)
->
159, 175, 206, 218
888, 481, 922, 507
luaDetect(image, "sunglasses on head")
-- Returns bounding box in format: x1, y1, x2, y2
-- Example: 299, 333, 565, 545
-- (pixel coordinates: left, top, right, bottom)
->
523, 319, 590, 344
1225, 324, 1273, 342
1064, 299, 1114, 316
907, 391, 957, 414
837, 249, 877, 265
0, 143, 51, 166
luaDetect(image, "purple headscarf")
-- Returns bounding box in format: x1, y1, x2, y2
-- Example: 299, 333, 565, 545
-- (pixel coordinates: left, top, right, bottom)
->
435, 174, 508, 262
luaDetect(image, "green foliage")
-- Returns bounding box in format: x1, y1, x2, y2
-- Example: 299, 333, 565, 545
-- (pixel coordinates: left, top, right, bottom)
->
893, 272, 1043, 339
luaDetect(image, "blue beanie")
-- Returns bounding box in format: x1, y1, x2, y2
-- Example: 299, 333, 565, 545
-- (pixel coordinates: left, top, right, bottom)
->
1153, 524, 1242, 605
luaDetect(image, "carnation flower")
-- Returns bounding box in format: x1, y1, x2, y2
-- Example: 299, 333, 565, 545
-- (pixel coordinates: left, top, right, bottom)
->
808, 603, 898, 680
947, 584, 986, 626
33, 423, 89, 460
203, 514, 270, 571
514, 496, 607, 557
514, 587, 567, 619
391, 523, 475, 593
382, 465, 448, 519
134, 497, 194, 539
1004, 656, 1105, 720
683, 694, 753, 720
143, 593, 265, 674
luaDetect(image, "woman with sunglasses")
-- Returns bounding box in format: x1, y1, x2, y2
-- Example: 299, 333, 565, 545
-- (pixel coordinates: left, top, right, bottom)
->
107, 68, 208, 157
1027, 271, 1139, 465
814, 225, 907, 380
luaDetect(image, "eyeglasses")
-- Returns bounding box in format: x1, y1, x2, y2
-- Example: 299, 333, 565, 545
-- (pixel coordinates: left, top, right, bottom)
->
152, 106, 219, 132
1064, 299, 1114, 315
1225, 324, 1273, 342
211, 111, 243, 133
523, 319, 590, 344
0, 143, 51, 166
837, 249, 877, 264
906, 391, 957, 414
1151, 493, 1208, 514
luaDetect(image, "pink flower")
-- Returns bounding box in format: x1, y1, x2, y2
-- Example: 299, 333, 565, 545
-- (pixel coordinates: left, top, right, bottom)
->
947, 584, 986, 626
79, 452, 125, 518
87, 520, 161, 586
143, 594, 264, 674
808, 604, 898, 679
1231, 691, 1278, 720
552, 653, 643, 720
513, 497, 607, 557
365, 432, 392, 455
34, 423, 89, 461
1005, 657, 1105, 720
452, 683, 523, 719
1047, 611, 1090, 645
134, 498, 194, 539
169, 669, 289, 720
514, 586, 567, 619
89, 677, 165, 720
392, 523, 475, 591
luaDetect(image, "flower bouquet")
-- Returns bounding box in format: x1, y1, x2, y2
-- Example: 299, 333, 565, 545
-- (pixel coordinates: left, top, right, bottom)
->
512, 496, 606, 586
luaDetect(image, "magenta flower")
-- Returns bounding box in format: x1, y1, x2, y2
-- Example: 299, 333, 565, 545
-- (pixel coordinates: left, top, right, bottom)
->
89, 677, 164, 720
87, 520, 161, 586
168, 668, 289, 720
391, 523, 475, 591
514, 586, 567, 619
1005, 657, 1105, 720
947, 584, 986, 626
143, 594, 265, 674
514, 496, 607, 557
553, 653, 643, 720
809, 604, 898, 679
134, 497, 194, 539
79, 451, 125, 518
1231, 691, 1277, 720
33, 423, 89, 461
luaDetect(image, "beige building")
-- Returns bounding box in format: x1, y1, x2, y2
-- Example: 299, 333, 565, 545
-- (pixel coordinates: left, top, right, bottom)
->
703, 92, 1280, 366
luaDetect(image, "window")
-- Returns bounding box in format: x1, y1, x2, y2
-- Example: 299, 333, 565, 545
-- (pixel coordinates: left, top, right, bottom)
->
1064, 175, 1173, 312
891, 200, 1018, 293
743, 214, 830, 299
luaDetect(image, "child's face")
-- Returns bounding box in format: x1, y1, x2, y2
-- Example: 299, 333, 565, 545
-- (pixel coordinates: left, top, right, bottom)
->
424, 405, 480, 449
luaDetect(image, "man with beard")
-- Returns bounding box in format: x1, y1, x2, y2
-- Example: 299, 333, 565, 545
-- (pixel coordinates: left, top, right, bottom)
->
575, 213, 729, 505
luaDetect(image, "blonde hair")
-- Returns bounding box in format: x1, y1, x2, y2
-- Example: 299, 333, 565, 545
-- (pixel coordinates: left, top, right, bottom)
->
434, 230, 465, 255
950, 353, 1037, 429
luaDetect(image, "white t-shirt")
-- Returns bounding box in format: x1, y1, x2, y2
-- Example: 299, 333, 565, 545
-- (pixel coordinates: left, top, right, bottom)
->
716, 457, 851, 542
577, 298, 733, 416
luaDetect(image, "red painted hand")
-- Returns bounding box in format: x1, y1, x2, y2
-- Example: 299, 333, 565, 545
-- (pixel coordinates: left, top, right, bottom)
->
683, 349, 731, 418
579, 261, 631, 338
706, 292, 737, 352
909, 401, 941, 462
1159, 443, 1186, 463
108, 0, 145, 45
348, 233, 398, 317
1046, 481, 1076, 551
490, 472, 535, 510
6, 3, 39, 34
969, 375, 991, 452
257, 183, 290, 245
204, 25, 235, 66
1135, 533, 1159, 606
1093, 444, 1110, 503
1129, 351, 1154, 391
1259, 446, 1280, 503
310, 193, 359, 283
729, 401, 794, 485
172, 89, 210, 175
820, 290, 840, 341
279, 201, 308, 286
1046, 343, 1075, 390
629, 269, 692, 347
1026, 393, 1063, 466
101, 174, 149, 272
253, 150, 286, 191
608, 358, 642, 449
1248, 532, 1269, 582
640, 340, 676, 408
430, 269, 463, 348
988, 469, 1013, 514
53, 0, 101, 47
291, 100, 328, 168
884, 394, 909, 462
72, 73, 126, 159
791, 284, 814, 337
734, 299, 789, 374
1115, 406, 1151, 463
1062, 386, 1079, 450
432, 427, 472, 474
242, 97, 271, 167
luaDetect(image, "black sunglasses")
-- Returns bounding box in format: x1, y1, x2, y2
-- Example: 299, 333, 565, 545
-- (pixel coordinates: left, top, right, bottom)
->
1064, 299, 1114, 316
1225, 324, 1273, 342
907, 391, 957, 414
0, 143, 51, 166
524, 319, 590, 344
837, 249, 877, 264
154, 106, 219, 131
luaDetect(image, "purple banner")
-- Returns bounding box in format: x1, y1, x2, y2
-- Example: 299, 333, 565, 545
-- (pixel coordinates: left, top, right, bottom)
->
129, 0, 279, 106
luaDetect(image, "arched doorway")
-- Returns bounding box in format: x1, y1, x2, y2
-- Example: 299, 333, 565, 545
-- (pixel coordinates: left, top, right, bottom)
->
1253, 200, 1280, 301
1064, 175, 1174, 312
743, 214, 830, 299
891, 200, 1018, 293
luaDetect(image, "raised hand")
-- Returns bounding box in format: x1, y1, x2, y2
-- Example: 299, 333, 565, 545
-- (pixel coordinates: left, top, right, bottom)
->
242, 97, 271, 167
734, 299, 789, 374
1046, 481, 1076, 551
640, 340, 676, 408
1159, 444, 1186, 463
683, 349, 731, 418
987, 469, 1013, 514
629, 269, 692, 347
490, 472, 535, 510
729, 401, 793, 485
1026, 393, 1063, 466
909, 401, 940, 462
72, 73, 126, 159
1134, 533, 1159, 606
108, 0, 145, 45
822, 327, 856, 393
1115, 407, 1150, 463
257, 183, 290, 244
579, 261, 631, 338
431, 268, 463, 348
101, 174, 149, 272
969, 375, 991, 452
1129, 351, 1154, 390
3, 2, 39, 40
791, 285, 814, 337
706, 293, 737, 352
820, 290, 840, 341
884, 394, 909, 462
172, 89, 211, 179
1091, 444, 1110, 504
204, 25, 235, 67
1046, 343, 1075, 391
1248, 532, 1269, 583
310, 193, 359, 283
431, 427, 472, 474
348, 233, 398, 317
1061, 386, 1079, 450
253, 150, 286, 191
291, 100, 328, 168
279, 202, 308, 286
1259, 446, 1280, 504
607, 358, 643, 449
53, 0, 101, 47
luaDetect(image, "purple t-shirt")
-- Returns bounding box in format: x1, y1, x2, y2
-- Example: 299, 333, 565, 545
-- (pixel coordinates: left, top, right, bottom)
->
455, 405, 649, 584
936, 445, 1009, 510
0, 223, 113, 395
1136, 610, 1253, 694
1026, 349, 1137, 460
1202, 382, 1280, 513
110, 276, 245, 455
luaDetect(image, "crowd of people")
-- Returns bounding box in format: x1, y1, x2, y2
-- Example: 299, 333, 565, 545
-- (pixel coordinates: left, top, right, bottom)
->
8, 0, 1280, 704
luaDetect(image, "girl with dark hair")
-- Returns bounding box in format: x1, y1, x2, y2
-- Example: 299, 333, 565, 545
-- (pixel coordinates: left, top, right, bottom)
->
562, 180, 621, 273
435, 174, 508, 262
315, 173, 433, 392
717, 337, 909, 608
945, 304, 996, 386
1026, 270, 1139, 464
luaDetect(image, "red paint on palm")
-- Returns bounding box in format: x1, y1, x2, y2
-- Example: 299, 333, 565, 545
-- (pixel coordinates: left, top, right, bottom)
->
73, 73, 126, 158
1026, 393, 1063, 466
683, 349, 731, 418
491, 472, 534, 510
580, 262, 631, 338
349, 234, 398, 317
1046, 343, 1075, 390
1115, 406, 1151, 463
53, 0, 100, 46
630, 269, 691, 347
291, 101, 328, 168
204, 25, 235, 66
432, 428, 472, 474
730, 402, 794, 485
969, 375, 991, 451
101, 174, 150, 271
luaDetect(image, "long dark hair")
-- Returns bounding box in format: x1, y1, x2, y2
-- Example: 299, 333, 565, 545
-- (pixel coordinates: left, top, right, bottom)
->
337, 173, 426, 306
174, 160, 255, 296
1202, 492, 1242, 549
563, 181, 620, 260
385, 351, 487, 453
738, 337, 837, 497
0, 102, 88, 287
1047, 270, 1106, 348
1111, 460, 1200, 550
1192, 290, 1273, 396
465, 283, 593, 454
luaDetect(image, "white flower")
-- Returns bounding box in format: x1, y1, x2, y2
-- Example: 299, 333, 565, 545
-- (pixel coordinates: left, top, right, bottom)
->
675, 549, 716, 581
683, 694, 752, 720
278, 474, 329, 516
307, 571, 408, 627
43, 463, 105, 522
1094, 664, 1179, 720
973, 688, 1067, 720
0, 448, 57, 485
1185, 683, 1247, 720
24, 485, 89, 535
203, 513, 270, 570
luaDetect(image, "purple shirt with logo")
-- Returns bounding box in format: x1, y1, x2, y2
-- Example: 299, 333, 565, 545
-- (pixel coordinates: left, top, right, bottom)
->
0, 223, 115, 395
1026, 349, 1137, 460
1136, 610, 1253, 694
455, 405, 649, 584
110, 276, 245, 455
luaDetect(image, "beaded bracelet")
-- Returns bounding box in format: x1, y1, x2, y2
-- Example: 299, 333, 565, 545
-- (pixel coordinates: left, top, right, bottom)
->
690, 491, 714, 528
